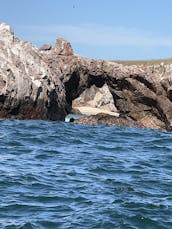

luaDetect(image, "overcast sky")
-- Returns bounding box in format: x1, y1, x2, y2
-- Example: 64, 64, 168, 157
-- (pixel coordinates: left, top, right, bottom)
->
1, 0, 172, 60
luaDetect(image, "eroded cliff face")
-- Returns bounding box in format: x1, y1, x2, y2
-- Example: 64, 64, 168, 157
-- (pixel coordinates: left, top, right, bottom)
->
0, 23, 66, 120
1, 23, 172, 130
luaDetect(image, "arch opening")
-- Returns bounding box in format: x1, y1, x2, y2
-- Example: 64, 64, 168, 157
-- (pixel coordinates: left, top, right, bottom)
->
64, 73, 119, 121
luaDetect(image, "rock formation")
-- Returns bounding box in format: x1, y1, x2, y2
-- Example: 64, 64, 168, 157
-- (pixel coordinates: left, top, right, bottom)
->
39, 44, 52, 51
72, 83, 119, 116
54, 38, 73, 56
0, 23, 66, 120
1, 22, 172, 131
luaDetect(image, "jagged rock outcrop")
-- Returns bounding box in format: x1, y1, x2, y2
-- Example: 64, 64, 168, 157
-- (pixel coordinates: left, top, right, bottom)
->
39, 44, 52, 51
1, 23, 172, 131
0, 23, 66, 120
54, 38, 73, 56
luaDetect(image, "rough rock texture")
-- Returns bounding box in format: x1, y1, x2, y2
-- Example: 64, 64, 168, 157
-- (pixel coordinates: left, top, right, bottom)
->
1, 23, 172, 131
0, 23, 66, 120
72, 83, 118, 113
39, 44, 52, 51
54, 38, 73, 56
74, 113, 145, 129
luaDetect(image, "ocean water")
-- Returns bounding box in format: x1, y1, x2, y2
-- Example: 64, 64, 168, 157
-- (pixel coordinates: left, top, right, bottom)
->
0, 120, 172, 229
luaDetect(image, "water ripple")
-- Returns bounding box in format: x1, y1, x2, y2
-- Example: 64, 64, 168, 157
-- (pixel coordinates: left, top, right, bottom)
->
0, 120, 172, 228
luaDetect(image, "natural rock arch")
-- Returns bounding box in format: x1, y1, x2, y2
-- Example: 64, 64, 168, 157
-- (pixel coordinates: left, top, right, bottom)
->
1, 23, 172, 130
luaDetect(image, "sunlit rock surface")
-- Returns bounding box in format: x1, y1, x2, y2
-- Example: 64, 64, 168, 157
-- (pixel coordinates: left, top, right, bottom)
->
1, 23, 172, 130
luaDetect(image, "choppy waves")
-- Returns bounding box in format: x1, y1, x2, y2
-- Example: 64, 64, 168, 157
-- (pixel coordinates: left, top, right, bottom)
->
0, 120, 172, 228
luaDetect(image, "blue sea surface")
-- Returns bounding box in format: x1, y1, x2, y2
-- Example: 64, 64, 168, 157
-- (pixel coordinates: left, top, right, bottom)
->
0, 120, 172, 229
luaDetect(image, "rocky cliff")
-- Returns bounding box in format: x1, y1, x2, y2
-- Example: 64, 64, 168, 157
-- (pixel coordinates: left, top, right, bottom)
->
1, 23, 172, 131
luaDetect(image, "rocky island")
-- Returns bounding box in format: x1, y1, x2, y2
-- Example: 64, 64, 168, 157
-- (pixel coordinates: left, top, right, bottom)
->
1, 23, 172, 131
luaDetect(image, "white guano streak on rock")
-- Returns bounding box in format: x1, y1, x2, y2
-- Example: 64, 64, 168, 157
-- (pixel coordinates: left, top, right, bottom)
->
30, 76, 42, 88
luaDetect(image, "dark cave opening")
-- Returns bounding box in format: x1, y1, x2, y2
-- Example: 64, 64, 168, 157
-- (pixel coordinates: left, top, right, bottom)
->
64, 72, 118, 118
64, 72, 80, 113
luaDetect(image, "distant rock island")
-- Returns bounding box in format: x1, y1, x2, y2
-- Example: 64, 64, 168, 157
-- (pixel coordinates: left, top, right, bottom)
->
1, 23, 172, 131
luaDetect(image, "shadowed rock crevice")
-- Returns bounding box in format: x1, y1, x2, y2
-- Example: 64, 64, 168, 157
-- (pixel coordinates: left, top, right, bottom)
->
33, 86, 43, 107
87, 75, 105, 88
46, 89, 64, 120
132, 74, 157, 93
64, 71, 80, 112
